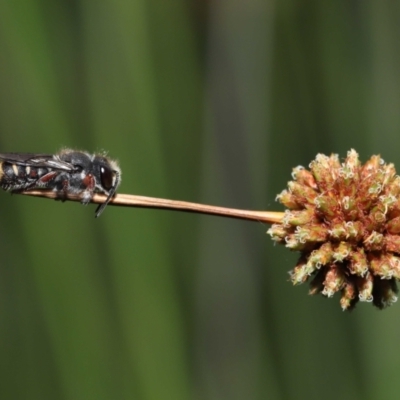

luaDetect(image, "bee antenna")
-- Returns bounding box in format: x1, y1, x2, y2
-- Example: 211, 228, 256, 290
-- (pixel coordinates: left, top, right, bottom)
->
95, 170, 121, 218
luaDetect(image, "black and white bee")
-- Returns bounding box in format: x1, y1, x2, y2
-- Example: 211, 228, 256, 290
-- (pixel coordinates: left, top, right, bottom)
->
0, 149, 121, 217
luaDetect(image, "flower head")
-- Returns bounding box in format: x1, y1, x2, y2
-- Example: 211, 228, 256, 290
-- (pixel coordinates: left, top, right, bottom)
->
268, 149, 400, 310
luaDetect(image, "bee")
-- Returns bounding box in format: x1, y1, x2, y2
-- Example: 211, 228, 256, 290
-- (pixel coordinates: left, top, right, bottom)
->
0, 149, 121, 217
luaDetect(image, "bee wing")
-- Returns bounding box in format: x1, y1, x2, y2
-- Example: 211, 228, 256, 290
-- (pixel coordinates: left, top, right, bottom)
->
0, 153, 75, 171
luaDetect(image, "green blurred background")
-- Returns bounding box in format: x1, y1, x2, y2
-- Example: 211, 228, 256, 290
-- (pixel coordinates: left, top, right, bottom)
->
0, 1, 399, 399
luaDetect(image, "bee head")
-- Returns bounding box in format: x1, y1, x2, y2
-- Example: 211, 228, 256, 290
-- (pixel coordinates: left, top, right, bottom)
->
92, 155, 121, 217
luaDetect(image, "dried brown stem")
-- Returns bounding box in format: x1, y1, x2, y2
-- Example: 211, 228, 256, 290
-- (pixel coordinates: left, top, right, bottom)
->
19, 190, 284, 224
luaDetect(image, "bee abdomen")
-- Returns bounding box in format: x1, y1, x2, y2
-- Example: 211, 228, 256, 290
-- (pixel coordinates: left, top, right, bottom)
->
0, 162, 51, 190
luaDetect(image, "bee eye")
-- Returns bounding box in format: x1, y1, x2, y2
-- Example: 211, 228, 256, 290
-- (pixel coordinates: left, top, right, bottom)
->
100, 166, 113, 191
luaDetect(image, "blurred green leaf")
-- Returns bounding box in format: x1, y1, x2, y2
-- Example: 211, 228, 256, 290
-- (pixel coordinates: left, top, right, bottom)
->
0, 1, 400, 400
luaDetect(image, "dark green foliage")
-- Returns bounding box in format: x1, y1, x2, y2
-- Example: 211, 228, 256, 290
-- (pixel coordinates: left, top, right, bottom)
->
0, 1, 399, 399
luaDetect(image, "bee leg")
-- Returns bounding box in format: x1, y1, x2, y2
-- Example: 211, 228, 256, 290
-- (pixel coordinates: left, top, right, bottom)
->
36, 171, 58, 187
81, 174, 96, 205
10, 171, 58, 193
57, 179, 70, 202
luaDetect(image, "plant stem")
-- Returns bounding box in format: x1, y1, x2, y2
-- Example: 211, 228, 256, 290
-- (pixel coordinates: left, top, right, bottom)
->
20, 190, 284, 224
